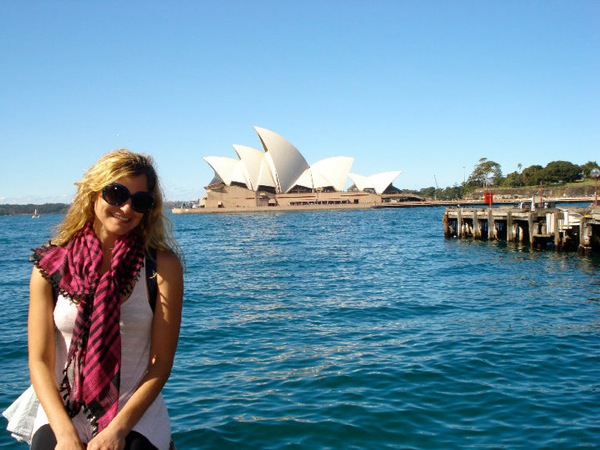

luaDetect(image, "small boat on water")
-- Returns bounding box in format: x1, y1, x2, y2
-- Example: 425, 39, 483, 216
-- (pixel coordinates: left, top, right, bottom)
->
32, 209, 40, 219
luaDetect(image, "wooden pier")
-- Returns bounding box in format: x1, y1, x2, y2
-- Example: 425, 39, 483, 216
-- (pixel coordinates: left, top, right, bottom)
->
443, 205, 600, 252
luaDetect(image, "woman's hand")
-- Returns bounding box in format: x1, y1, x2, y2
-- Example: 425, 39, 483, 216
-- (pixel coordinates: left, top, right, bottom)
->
55, 429, 86, 450
85, 425, 126, 450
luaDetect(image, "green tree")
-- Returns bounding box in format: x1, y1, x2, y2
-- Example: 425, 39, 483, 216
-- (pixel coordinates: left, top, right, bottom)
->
441, 185, 463, 200
580, 161, 599, 178
467, 158, 503, 187
419, 186, 436, 198
541, 161, 581, 183
501, 171, 523, 187
521, 165, 544, 186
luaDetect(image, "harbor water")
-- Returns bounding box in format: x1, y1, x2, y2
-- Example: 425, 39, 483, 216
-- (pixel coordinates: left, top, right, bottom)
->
1, 207, 598, 449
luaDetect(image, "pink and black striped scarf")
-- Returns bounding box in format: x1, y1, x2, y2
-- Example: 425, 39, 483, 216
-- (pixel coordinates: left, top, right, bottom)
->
31, 223, 145, 434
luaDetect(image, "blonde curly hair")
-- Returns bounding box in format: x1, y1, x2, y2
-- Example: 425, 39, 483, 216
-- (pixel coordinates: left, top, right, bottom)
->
53, 149, 181, 258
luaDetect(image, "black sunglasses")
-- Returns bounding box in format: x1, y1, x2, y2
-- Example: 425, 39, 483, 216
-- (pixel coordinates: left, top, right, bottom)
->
101, 183, 154, 213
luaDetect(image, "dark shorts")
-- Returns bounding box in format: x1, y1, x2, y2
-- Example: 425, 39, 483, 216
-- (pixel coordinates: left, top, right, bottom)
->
31, 423, 159, 450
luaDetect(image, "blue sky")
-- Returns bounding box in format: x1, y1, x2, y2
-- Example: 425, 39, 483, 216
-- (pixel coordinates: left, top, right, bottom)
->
1, 0, 598, 204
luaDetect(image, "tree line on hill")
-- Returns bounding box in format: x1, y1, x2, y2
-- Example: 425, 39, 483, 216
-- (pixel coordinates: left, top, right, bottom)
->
411, 159, 599, 201
0, 201, 183, 216
0, 203, 70, 216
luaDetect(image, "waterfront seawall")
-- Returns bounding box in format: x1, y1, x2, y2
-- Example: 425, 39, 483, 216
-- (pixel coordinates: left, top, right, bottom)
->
173, 197, 592, 215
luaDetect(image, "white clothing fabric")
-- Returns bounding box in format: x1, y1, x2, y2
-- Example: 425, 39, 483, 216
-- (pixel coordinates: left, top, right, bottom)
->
2, 385, 39, 444
31, 263, 171, 449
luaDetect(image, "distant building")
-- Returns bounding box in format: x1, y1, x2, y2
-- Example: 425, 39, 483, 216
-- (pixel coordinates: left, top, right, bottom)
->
197, 126, 402, 210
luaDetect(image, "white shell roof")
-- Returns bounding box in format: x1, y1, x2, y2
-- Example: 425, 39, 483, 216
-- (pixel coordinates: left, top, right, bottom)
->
293, 168, 315, 190
203, 156, 248, 188
203, 127, 400, 195
254, 126, 310, 193
349, 171, 402, 194
348, 173, 369, 192
311, 156, 354, 191
233, 144, 275, 190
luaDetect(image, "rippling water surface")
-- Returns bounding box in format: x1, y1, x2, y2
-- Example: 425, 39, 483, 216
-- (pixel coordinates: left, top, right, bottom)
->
1, 208, 599, 449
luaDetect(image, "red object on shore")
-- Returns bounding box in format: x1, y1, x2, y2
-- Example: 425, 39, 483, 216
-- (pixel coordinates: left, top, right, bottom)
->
484, 191, 493, 207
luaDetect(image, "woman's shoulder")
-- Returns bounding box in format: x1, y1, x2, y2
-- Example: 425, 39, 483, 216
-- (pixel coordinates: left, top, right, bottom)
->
155, 248, 183, 275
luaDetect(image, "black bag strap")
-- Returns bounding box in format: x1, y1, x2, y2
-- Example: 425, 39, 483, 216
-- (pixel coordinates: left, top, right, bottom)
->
145, 248, 158, 313
52, 284, 59, 307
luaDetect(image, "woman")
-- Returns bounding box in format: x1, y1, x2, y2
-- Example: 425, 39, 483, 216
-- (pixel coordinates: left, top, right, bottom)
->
28, 150, 183, 450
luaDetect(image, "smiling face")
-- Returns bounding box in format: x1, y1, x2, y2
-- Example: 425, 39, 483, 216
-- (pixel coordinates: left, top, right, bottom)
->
93, 174, 150, 246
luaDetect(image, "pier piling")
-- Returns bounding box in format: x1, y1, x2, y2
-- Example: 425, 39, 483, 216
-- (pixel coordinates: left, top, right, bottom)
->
443, 206, 600, 252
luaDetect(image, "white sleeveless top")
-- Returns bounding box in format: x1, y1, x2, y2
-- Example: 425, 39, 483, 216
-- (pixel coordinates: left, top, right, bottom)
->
32, 263, 171, 450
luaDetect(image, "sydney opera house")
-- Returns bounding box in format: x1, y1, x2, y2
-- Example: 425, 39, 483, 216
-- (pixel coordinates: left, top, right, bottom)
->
176, 126, 402, 212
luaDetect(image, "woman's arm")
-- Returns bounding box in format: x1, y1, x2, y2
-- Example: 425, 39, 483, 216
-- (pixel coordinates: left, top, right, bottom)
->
28, 267, 85, 449
88, 250, 183, 450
